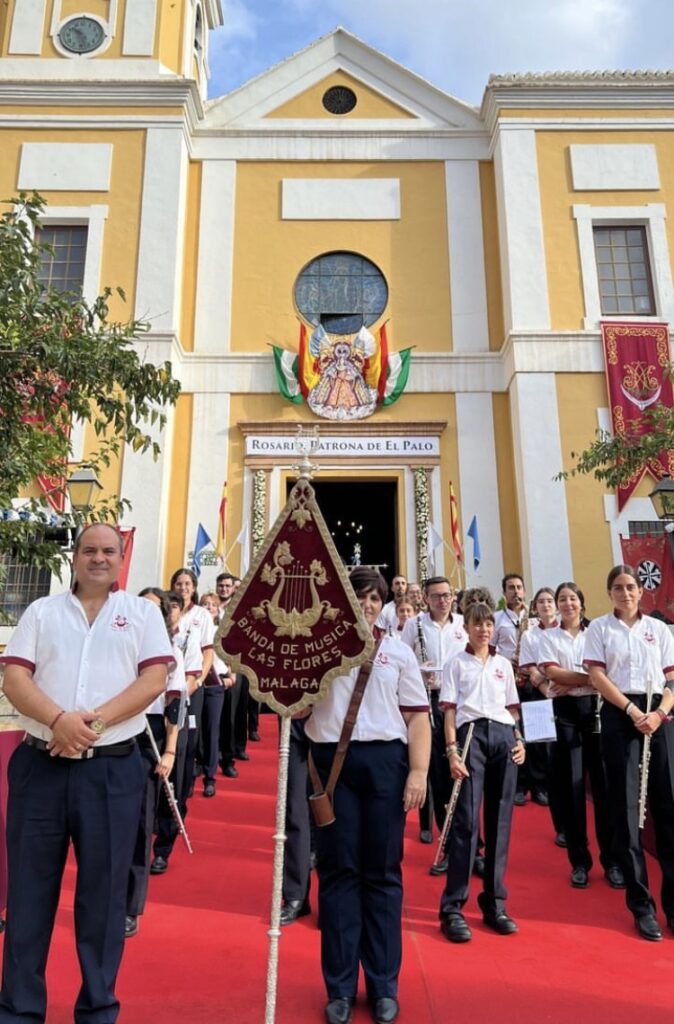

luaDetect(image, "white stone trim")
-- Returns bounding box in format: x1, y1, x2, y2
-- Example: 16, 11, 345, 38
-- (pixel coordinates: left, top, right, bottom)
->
444, 160, 489, 352
8, 0, 47, 54
573, 203, 674, 329
192, 134, 490, 162
135, 128, 188, 330
281, 178, 400, 220
268, 467, 282, 524
455, 393, 504, 595
194, 160, 236, 354
404, 466, 418, 581
569, 144, 659, 192
183, 392, 230, 573
31, 203, 108, 305
240, 467, 253, 576
428, 466, 446, 578
122, 0, 157, 56
18, 142, 112, 192
508, 373, 573, 589
493, 129, 550, 332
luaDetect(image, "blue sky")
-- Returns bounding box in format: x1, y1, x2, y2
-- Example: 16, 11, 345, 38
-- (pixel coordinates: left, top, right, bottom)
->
208, 0, 674, 106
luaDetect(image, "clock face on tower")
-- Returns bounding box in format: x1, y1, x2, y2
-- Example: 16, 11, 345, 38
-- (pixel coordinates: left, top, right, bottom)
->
58, 16, 106, 54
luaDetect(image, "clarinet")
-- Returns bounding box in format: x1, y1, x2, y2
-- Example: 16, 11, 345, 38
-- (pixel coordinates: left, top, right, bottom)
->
513, 609, 529, 687
145, 721, 194, 854
638, 680, 654, 830
432, 722, 475, 868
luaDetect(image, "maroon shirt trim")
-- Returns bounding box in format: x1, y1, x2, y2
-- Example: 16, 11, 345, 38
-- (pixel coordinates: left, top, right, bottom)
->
138, 655, 175, 672
0, 656, 36, 672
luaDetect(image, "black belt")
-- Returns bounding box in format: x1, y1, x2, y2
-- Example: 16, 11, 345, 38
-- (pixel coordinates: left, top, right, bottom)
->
23, 735, 136, 760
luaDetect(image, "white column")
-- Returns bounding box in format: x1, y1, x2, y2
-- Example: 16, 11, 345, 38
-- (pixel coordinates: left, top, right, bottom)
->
445, 161, 490, 352
119, 410, 175, 593
455, 392, 504, 594
428, 466, 446, 577
493, 129, 550, 332
184, 393, 230, 565
509, 373, 573, 589
122, 0, 157, 55
194, 160, 237, 354
404, 468, 418, 582
135, 128, 188, 331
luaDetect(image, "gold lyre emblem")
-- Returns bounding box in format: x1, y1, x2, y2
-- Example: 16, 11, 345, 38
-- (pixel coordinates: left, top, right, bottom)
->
251, 541, 340, 638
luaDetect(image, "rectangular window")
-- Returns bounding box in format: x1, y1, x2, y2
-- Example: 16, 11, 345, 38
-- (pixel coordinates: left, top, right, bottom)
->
627, 520, 665, 538
593, 226, 655, 316
36, 225, 88, 295
0, 555, 52, 626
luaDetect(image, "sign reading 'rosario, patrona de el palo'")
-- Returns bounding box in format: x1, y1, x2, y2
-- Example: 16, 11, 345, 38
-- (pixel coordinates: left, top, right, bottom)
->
215, 477, 374, 716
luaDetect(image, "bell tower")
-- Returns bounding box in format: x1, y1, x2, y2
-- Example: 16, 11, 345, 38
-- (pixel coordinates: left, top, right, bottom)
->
0, 0, 223, 99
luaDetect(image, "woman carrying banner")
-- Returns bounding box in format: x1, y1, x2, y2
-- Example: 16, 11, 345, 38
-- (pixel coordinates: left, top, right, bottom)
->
584, 564, 674, 941
537, 582, 623, 890
305, 567, 430, 1024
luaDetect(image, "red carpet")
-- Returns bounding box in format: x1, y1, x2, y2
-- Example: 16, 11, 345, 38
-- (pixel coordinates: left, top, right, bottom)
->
12, 716, 674, 1023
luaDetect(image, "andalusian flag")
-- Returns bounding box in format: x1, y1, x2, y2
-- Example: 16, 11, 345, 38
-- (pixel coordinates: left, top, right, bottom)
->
381, 346, 412, 406
215, 481, 227, 560
271, 346, 303, 404
449, 481, 463, 564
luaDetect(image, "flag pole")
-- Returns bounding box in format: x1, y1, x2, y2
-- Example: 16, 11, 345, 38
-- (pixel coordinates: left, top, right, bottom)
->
264, 714, 292, 1024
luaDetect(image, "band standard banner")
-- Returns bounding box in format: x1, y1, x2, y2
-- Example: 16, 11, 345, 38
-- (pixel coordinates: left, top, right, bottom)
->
620, 532, 674, 623
215, 476, 373, 716
601, 320, 674, 510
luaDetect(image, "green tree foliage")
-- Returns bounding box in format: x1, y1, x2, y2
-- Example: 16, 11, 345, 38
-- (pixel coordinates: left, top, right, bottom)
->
0, 193, 181, 574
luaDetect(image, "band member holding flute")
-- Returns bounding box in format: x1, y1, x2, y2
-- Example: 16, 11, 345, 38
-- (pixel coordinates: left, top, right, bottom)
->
537, 583, 623, 891
584, 564, 674, 942
438, 601, 525, 943
401, 577, 467, 854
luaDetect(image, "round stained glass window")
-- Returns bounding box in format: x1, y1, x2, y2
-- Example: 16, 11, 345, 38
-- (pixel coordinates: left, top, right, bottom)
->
294, 251, 388, 336
322, 86, 357, 115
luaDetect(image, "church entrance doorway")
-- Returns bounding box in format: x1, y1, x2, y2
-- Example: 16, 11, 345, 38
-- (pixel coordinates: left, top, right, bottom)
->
286, 478, 399, 585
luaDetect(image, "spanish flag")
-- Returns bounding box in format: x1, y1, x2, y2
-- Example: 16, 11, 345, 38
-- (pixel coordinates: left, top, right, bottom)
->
215, 481, 227, 560
449, 481, 463, 564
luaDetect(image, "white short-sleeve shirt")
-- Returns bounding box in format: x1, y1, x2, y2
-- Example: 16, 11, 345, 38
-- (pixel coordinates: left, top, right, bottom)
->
0, 590, 175, 744
583, 612, 674, 695
538, 624, 593, 698
518, 621, 552, 670
401, 612, 467, 690
493, 608, 527, 661
375, 601, 399, 633
440, 646, 520, 729
146, 640, 187, 715
179, 603, 215, 655
305, 634, 429, 744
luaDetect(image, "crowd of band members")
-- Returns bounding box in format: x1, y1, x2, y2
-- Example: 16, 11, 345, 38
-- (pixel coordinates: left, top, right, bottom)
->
124, 568, 262, 939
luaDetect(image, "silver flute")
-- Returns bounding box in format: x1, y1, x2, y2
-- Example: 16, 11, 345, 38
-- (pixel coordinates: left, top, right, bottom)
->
432, 721, 475, 869
144, 721, 194, 854
638, 681, 654, 831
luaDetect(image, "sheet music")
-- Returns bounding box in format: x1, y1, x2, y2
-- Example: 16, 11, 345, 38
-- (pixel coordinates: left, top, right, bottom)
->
521, 699, 557, 743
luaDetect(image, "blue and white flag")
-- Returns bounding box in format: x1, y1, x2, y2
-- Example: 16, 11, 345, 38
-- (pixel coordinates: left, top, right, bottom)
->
467, 516, 481, 570
192, 523, 212, 578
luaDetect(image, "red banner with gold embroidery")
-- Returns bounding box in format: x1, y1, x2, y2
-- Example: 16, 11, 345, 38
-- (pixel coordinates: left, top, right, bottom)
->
601, 321, 674, 509
620, 533, 674, 623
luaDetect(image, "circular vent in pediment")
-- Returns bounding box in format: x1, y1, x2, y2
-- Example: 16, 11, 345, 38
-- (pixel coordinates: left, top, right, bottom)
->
322, 86, 357, 115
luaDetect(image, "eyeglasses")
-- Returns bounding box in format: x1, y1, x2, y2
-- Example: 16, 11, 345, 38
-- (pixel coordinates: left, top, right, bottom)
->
428, 592, 452, 601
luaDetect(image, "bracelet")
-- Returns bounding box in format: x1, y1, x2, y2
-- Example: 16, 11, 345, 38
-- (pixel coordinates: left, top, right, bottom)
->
445, 743, 459, 754
655, 707, 668, 722
448, 751, 461, 760
514, 734, 525, 745
624, 701, 634, 717
164, 750, 176, 757
49, 709, 65, 731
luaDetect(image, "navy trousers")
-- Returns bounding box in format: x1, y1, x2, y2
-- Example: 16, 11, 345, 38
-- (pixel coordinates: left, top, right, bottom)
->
311, 739, 408, 1001
201, 685, 224, 785
440, 718, 518, 918
127, 716, 164, 917
282, 719, 312, 904
0, 742, 144, 1024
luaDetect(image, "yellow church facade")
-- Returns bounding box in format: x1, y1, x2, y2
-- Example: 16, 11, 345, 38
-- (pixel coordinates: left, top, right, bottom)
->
2, 1, 674, 615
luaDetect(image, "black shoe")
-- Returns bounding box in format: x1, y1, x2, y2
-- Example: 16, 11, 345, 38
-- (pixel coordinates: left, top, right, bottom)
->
203, 782, 216, 798
371, 996, 400, 1023
483, 910, 518, 935
554, 832, 567, 848
532, 789, 549, 806
150, 856, 168, 875
604, 865, 625, 889
124, 915, 138, 938
234, 749, 249, 761
440, 913, 472, 943
635, 913, 662, 941
419, 829, 433, 844
473, 855, 485, 879
280, 899, 310, 925
325, 997, 354, 1024
248, 730, 261, 741
514, 791, 527, 806
222, 763, 239, 778
571, 866, 589, 889
429, 856, 448, 876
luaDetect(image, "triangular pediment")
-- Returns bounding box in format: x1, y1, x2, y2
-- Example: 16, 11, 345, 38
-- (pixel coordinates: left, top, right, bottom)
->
203, 27, 483, 132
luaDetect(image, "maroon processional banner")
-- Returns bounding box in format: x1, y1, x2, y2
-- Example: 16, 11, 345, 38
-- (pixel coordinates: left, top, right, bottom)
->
601, 321, 674, 510
620, 533, 674, 623
215, 477, 374, 716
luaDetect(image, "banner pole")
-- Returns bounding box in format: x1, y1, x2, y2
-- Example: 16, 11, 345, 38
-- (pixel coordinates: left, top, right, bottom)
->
264, 714, 292, 1024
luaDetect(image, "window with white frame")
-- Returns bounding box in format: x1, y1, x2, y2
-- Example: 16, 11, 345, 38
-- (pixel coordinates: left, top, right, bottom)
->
36, 225, 88, 296
593, 226, 655, 316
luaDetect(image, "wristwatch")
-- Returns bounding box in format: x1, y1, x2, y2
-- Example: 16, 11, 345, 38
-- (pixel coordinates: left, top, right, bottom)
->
90, 716, 107, 737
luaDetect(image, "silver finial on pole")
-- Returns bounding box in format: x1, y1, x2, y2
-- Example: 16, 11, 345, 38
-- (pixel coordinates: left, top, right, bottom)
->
292, 425, 320, 480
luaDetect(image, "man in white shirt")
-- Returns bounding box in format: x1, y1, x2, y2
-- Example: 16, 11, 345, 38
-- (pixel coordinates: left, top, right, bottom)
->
0, 524, 173, 1024
377, 574, 408, 632
493, 573, 528, 662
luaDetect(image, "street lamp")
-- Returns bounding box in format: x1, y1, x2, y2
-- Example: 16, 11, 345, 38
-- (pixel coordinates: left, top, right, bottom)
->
649, 475, 674, 523
66, 466, 102, 512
